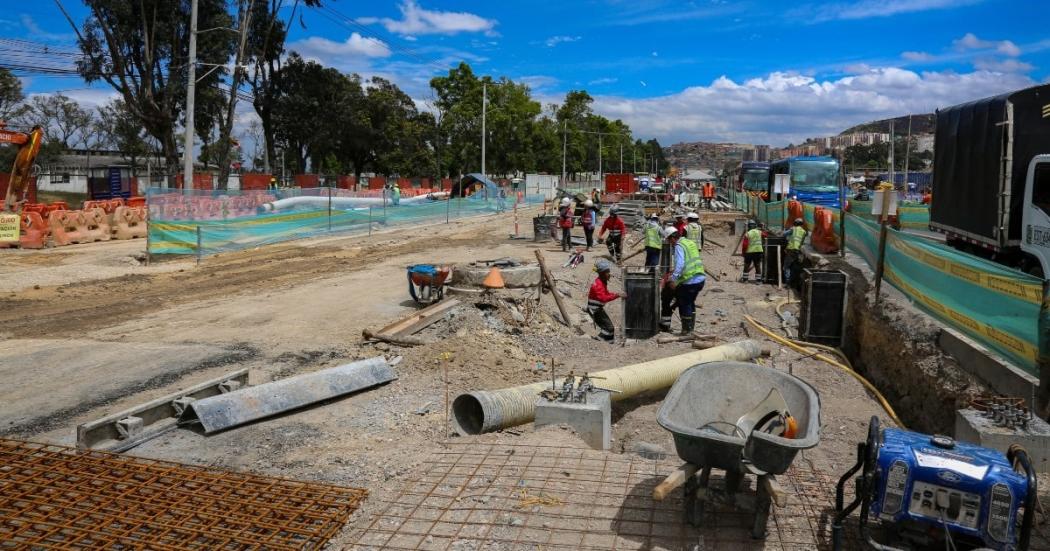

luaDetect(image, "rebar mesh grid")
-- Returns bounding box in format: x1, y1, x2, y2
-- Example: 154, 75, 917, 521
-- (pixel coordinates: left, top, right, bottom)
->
350, 442, 860, 551
0, 438, 367, 550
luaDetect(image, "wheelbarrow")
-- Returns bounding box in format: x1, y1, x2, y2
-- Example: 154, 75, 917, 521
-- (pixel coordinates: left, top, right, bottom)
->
407, 264, 452, 304
655, 361, 821, 539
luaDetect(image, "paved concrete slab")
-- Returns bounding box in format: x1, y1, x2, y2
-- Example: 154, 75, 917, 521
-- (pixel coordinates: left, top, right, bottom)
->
956, 408, 1050, 473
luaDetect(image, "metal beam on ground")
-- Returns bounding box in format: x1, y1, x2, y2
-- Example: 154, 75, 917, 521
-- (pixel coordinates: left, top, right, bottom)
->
179, 357, 397, 433
76, 368, 250, 452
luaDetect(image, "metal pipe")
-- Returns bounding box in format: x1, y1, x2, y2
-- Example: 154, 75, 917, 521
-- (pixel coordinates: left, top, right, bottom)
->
451, 340, 765, 435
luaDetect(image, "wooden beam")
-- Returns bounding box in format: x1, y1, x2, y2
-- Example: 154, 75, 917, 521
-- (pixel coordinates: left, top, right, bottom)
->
362, 329, 429, 347
377, 298, 461, 337
535, 250, 584, 334
653, 463, 699, 501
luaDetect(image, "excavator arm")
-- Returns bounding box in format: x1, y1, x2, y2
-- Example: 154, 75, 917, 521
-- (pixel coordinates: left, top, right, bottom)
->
1, 125, 44, 213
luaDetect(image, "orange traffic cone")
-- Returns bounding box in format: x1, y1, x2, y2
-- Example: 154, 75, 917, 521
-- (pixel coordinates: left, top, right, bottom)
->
482, 266, 505, 289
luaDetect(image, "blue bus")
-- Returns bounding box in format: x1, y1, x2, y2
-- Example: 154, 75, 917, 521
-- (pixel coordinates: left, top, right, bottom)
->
738, 161, 770, 193
769, 156, 841, 207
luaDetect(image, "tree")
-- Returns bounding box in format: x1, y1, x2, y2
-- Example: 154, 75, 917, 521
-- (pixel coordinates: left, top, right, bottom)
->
0, 68, 24, 122
60, 0, 236, 176
270, 53, 344, 173
246, 0, 324, 175
430, 63, 483, 178
21, 94, 93, 149
96, 99, 150, 166
555, 90, 594, 176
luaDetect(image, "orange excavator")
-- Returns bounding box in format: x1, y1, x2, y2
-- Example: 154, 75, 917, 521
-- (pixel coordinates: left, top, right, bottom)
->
1, 124, 44, 213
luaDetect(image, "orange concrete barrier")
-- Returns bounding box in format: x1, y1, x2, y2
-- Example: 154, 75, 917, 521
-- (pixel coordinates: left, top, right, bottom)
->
50, 210, 87, 246
82, 208, 111, 242
810, 207, 839, 254
19, 211, 49, 249
112, 206, 147, 240
127, 197, 146, 208
787, 200, 804, 228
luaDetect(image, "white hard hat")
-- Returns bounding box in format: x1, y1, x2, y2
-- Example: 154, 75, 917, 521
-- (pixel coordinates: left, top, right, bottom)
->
663, 226, 679, 239
584, 199, 594, 207
561, 197, 571, 206
687, 212, 699, 220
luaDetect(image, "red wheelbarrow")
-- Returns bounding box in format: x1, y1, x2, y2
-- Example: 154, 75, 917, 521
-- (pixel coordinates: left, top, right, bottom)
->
407, 264, 452, 304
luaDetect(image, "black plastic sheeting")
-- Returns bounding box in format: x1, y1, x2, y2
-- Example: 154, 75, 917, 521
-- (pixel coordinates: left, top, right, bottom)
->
931, 84, 1050, 245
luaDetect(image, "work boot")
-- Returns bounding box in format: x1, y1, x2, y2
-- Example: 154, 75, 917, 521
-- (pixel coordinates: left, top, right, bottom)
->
739, 274, 748, 283
679, 315, 695, 335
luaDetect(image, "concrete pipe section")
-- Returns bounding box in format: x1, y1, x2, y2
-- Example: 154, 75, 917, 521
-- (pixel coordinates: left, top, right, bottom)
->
452, 340, 764, 435
258, 192, 450, 213
451, 261, 541, 288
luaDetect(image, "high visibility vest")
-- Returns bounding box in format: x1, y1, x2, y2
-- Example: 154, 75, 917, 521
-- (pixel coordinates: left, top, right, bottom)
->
686, 222, 702, 242
787, 226, 807, 251
746, 228, 764, 253
676, 238, 704, 283
644, 224, 662, 248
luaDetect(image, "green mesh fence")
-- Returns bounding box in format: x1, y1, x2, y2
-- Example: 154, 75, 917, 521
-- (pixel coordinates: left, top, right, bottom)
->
735, 193, 1038, 373
147, 187, 535, 257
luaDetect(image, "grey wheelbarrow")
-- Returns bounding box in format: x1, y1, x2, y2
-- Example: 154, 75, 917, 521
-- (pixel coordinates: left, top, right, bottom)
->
654, 361, 821, 539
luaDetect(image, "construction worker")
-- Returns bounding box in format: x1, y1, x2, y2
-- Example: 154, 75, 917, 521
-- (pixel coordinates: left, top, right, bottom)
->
581, 199, 597, 251
269, 176, 277, 190
598, 206, 626, 262
685, 212, 703, 248
659, 227, 706, 334
674, 213, 687, 237
783, 218, 807, 285
741, 221, 767, 284
643, 213, 663, 269
587, 259, 623, 342
391, 183, 401, 206
703, 182, 715, 209
558, 197, 574, 252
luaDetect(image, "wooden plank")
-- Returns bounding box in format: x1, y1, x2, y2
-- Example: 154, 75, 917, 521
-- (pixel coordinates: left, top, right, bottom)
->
377, 298, 461, 337
653, 463, 699, 501
535, 250, 584, 334
760, 475, 787, 507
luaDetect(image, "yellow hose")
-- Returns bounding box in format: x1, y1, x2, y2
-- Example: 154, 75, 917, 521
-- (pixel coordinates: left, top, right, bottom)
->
744, 315, 905, 428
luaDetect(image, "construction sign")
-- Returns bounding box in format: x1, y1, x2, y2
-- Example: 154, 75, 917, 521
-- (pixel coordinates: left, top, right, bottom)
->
0, 212, 18, 242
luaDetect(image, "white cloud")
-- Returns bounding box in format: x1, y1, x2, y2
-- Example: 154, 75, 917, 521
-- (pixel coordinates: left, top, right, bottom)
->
973, 57, 1033, 73
358, 1, 497, 37
519, 75, 558, 91
29, 88, 120, 108
901, 51, 934, 62
954, 33, 1022, 56
20, 14, 74, 43
544, 35, 580, 48
794, 0, 983, 22
588, 77, 619, 86
589, 67, 1034, 146
287, 33, 392, 60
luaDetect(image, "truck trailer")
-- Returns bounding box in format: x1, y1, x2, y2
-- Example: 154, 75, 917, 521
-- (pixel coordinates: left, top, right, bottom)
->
930, 84, 1050, 275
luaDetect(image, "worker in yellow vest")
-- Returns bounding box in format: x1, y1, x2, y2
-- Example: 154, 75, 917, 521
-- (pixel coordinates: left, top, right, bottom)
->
659, 226, 706, 334
643, 214, 663, 269
685, 212, 703, 248
782, 218, 808, 285
740, 221, 767, 284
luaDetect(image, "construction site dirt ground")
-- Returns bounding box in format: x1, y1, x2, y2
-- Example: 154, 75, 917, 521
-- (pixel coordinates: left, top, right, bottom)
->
2, 208, 1049, 550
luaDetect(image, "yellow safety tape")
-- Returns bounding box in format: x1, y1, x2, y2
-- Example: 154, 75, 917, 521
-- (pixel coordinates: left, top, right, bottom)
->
884, 264, 1037, 364
888, 233, 1042, 305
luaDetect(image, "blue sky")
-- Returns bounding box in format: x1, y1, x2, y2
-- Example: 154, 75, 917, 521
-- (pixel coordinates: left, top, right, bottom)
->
7, 0, 1050, 146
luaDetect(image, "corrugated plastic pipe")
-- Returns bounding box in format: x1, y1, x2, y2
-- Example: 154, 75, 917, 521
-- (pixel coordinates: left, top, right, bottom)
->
258, 192, 450, 212
452, 339, 765, 435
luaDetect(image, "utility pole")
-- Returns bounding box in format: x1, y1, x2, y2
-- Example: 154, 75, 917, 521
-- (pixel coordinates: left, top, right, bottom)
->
619, 142, 623, 173
903, 115, 912, 195
561, 121, 567, 186
182, 0, 199, 196
481, 82, 486, 177
598, 132, 603, 186
888, 120, 895, 188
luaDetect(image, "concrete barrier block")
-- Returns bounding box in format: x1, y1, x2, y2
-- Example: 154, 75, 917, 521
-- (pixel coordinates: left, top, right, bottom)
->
955, 408, 1050, 473
534, 392, 611, 450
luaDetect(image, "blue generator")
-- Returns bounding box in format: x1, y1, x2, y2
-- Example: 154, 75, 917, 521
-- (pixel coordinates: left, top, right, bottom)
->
833, 417, 1036, 550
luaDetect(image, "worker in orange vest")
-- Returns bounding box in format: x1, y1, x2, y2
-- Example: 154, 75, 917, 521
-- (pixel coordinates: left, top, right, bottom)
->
702, 182, 715, 209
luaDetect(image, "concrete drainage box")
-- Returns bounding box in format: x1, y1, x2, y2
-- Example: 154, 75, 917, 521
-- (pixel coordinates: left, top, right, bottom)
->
800, 269, 848, 347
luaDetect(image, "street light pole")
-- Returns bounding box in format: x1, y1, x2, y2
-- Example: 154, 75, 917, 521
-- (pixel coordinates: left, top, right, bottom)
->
598, 132, 603, 186
561, 121, 567, 186
481, 82, 486, 177
182, 0, 199, 196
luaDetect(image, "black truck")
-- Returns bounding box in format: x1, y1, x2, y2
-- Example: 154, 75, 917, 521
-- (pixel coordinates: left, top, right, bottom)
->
930, 84, 1050, 275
